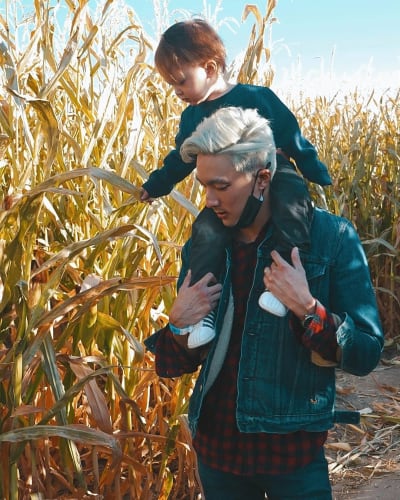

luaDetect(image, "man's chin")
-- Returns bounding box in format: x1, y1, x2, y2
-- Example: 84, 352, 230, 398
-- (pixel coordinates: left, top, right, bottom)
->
220, 217, 236, 228
214, 210, 241, 227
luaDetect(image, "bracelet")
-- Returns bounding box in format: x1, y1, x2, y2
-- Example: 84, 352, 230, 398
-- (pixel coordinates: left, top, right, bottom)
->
169, 322, 194, 336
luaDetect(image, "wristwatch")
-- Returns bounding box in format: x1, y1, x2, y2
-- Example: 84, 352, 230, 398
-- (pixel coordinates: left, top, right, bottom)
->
301, 300, 318, 329
169, 322, 194, 336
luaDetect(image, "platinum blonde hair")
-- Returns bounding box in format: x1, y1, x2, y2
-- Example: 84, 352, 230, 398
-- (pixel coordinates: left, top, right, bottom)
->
180, 107, 277, 177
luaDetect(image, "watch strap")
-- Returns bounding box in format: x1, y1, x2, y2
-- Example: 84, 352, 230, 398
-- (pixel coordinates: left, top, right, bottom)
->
301, 299, 318, 328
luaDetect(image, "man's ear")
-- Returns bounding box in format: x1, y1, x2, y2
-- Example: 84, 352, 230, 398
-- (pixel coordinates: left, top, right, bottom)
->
257, 168, 272, 190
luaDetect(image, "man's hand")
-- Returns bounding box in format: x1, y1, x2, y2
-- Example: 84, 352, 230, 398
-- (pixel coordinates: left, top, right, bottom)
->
262, 247, 316, 319
169, 270, 222, 328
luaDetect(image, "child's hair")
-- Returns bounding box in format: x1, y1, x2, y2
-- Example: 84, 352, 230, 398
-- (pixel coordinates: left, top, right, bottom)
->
155, 19, 227, 83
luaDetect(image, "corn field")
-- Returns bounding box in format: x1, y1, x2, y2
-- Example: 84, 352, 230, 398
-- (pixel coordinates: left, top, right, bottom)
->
0, 0, 398, 498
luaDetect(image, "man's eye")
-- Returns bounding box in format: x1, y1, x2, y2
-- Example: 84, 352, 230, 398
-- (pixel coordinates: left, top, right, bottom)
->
215, 184, 229, 191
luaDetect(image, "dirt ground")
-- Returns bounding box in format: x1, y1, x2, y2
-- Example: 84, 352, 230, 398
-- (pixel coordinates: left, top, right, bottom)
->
328, 342, 400, 499
188, 344, 400, 500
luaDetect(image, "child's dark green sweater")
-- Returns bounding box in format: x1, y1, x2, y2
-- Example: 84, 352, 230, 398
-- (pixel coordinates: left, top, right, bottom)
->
143, 83, 331, 198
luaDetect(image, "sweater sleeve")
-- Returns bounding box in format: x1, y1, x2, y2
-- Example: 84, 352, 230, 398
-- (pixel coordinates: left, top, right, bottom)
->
256, 87, 332, 186
142, 108, 197, 198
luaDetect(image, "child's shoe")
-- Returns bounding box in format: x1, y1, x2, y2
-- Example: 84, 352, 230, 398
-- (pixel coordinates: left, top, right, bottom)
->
188, 311, 216, 348
258, 290, 288, 317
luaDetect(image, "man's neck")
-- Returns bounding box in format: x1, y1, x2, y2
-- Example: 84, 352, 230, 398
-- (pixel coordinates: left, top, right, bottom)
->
235, 203, 271, 244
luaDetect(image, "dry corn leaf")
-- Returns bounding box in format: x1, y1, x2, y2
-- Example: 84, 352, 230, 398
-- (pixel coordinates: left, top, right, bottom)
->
326, 442, 352, 452
11, 404, 45, 417
69, 357, 113, 434
336, 385, 356, 395
0, 423, 121, 467
0, 133, 9, 158
378, 383, 399, 394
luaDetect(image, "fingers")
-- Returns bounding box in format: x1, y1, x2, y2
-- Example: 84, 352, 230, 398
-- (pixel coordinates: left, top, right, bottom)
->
264, 247, 306, 292
187, 271, 222, 304
179, 270, 193, 292
263, 266, 273, 290
264, 248, 294, 287
194, 272, 219, 287
205, 272, 218, 286
270, 247, 303, 271
270, 249, 286, 267
183, 270, 222, 294
140, 188, 154, 204
290, 247, 303, 270
174, 269, 221, 325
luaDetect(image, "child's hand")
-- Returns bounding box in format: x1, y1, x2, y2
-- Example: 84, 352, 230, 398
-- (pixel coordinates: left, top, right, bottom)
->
140, 188, 154, 204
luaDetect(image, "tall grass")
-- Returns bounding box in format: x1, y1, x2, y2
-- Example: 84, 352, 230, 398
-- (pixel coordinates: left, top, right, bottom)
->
0, 0, 398, 498
291, 89, 399, 338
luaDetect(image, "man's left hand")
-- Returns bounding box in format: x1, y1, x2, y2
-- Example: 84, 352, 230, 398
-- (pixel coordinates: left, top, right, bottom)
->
263, 247, 316, 319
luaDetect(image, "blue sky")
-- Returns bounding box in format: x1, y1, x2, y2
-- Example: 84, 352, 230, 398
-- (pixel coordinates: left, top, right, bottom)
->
13, 0, 400, 93
132, 0, 399, 92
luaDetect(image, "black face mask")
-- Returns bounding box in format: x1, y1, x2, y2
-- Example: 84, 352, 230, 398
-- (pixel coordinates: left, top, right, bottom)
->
235, 169, 265, 229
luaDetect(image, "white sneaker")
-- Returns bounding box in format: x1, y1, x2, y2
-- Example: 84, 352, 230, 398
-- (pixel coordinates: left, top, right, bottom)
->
258, 290, 288, 317
187, 311, 216, 349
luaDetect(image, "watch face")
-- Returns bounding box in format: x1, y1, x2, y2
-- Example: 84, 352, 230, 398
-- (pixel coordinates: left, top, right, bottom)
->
302, 315, 315, 329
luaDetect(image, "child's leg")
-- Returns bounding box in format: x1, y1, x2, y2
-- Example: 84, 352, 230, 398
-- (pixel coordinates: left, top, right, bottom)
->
189, 207, 232, 285
186, 207, 232, 349
259, 156, 313, 316
269, 156, 313, 255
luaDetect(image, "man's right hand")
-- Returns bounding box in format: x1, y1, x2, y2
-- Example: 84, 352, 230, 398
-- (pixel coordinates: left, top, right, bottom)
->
169, 270, 222, 328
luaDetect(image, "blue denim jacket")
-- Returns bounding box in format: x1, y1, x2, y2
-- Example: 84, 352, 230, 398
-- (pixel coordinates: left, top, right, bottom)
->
146, 208, 384, 437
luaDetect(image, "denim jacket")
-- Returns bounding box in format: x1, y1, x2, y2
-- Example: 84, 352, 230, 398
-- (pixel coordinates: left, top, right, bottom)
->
146, 208, 384, 437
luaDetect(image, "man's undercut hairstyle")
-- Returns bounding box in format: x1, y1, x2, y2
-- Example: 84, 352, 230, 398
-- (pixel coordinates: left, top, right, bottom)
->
180, 106, 277, 177
155, 19, 227, 83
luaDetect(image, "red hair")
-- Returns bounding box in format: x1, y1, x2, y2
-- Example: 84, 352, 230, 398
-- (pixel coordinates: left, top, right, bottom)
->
155, 19, 226, 83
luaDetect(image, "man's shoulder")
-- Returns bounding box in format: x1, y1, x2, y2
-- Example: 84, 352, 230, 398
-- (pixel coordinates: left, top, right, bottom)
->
308, 208, 358, 262
312, 207, 354, 236
313, 206, 348, 222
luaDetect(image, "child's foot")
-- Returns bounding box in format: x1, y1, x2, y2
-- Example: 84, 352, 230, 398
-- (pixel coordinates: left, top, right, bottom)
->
258, 290, 288, 317
188, 311, 216, 349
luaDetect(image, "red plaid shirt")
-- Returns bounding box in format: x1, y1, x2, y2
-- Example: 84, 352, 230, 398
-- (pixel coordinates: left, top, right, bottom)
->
155, 227, 339, 475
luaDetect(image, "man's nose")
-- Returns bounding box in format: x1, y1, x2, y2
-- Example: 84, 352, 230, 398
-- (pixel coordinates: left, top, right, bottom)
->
205, 191, 218, 208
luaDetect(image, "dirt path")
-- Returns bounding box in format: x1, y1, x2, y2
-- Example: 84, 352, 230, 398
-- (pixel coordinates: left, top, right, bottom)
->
328, 346, 400, 499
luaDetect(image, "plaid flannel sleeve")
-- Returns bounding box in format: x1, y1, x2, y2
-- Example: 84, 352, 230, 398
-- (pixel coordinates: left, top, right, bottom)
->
153, 326, 201, 378
291, 301, 340, 363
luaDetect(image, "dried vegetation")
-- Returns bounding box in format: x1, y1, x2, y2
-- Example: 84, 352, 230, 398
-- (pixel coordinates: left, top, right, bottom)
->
0, 0, 398, 498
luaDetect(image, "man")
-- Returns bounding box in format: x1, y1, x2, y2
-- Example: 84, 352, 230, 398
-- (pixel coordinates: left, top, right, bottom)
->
145, 107, 384, 499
